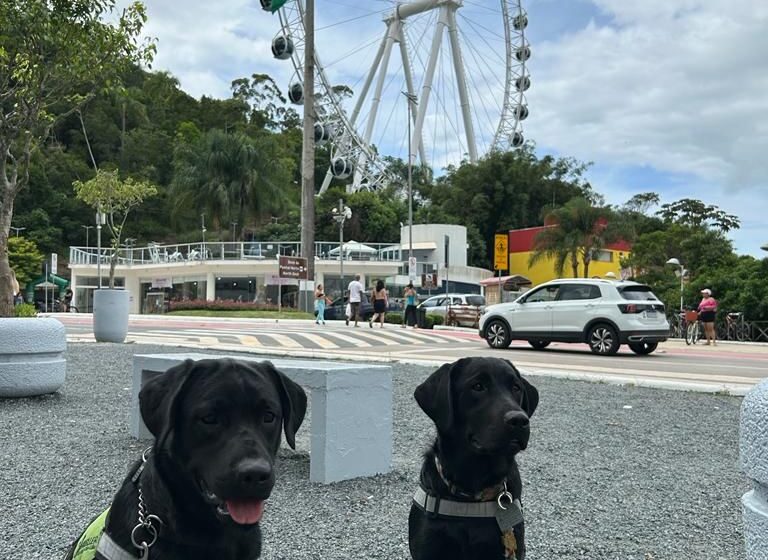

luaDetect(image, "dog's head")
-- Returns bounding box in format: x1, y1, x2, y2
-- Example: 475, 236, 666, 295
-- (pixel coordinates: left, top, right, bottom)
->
415, 357, 538, 456
139, 358, 307, 526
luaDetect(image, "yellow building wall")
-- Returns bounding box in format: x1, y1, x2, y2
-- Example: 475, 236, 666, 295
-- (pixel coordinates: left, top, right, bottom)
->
509, 250, 627, 287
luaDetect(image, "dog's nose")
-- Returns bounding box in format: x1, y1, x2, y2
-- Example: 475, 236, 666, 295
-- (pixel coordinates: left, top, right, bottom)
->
234, 458, 273, 485
504, 411, 529, 428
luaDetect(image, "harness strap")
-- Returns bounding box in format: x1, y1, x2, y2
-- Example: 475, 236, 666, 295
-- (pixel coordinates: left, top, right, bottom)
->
96, 532, 139, 560
412, 486, 522, 519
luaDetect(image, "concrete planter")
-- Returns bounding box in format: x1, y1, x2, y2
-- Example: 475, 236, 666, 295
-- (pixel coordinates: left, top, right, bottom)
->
741, 378, 768, 558
93, 289, 130, 343
0, 317, 67, 397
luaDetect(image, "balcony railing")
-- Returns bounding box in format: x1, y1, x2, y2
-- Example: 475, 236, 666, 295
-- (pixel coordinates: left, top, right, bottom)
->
69, 241, 404, 266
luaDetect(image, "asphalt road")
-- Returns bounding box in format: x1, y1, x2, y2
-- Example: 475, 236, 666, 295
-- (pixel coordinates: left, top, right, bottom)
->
52, 314, 768, 394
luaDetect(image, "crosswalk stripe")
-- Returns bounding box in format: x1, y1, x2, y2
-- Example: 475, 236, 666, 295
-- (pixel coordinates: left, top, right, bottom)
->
341, 329, 407, 346
291, 332, 339, 349
256, 332, 304, 348
315, 331, 372, 347
362, 328, 426, 344
236, 335, 262, 347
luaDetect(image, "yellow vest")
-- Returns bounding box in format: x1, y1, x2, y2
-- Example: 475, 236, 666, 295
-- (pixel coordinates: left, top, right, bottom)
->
71, 508, 110, 560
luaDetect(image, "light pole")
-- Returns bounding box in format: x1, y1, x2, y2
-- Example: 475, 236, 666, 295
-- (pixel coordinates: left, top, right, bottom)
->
402, 91, 418, 281
201, 213, 207, 259
10, 226, 26, 237
331, 199, 352, 296
81, 225, 94, 248
231, 222, 238, 242
665, 257, 687, 313
124, 237, 136, 265
95, 207, 106, 289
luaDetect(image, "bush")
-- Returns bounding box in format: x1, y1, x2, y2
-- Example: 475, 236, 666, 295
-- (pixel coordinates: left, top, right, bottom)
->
169, 299, 281, 312
13, 303, 37, 317
385, 312, 404, 325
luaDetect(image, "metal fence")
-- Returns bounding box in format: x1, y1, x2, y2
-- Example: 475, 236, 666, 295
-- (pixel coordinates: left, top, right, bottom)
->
667, 312, 768, 343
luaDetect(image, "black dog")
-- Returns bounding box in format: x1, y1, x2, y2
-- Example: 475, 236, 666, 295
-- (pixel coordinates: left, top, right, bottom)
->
65, 358, 307, 560
408, 357, 538, 560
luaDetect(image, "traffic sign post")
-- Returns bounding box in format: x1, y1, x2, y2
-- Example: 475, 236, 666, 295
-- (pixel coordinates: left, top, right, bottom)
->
278, 256, 308, 315
408, 256, 417, 283
493, 233, 508, 271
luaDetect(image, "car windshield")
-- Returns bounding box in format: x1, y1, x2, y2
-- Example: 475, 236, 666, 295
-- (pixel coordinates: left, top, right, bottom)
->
465, 295, 485, 306
619, 285, 659, 301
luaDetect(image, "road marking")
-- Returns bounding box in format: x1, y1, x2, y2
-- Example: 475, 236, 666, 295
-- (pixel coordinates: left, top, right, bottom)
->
312, 331, 372, 347
236, 335, 262, 347
291, 332, 339, 349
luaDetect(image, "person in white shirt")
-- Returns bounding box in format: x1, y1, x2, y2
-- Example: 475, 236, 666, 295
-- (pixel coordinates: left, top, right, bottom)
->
347, 274, 364, 327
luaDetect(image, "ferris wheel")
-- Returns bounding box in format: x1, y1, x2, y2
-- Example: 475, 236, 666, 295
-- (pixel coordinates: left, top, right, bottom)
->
263, 0, 531, 193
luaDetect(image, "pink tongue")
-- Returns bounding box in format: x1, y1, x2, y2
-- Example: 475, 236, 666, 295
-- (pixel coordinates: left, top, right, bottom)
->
226, 499, 265, 525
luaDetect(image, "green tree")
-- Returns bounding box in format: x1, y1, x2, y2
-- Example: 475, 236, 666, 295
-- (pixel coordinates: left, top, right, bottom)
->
431, 147, 593, 268
529, 197, 619, 278
171, 129, 295, 235
0, 0, 154, 316
657, 198, 740, 232
8, 236, 43, 287
73, 170, 157, 287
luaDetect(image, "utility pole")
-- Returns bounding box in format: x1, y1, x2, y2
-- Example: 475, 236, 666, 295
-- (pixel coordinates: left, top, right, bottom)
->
402, 91, 418, 281
300, 0, 316, 311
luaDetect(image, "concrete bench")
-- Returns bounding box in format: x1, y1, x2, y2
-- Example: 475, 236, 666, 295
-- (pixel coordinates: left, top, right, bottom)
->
131, 353, 392, 484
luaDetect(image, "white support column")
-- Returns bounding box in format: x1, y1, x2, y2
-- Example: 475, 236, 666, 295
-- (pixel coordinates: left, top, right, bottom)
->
349, 28, 391, 127
410, 6, 449, 163
446, 6, 477, 162
398, 25, 427, 166
354, 17, 401, 189
206, 272, 215, 301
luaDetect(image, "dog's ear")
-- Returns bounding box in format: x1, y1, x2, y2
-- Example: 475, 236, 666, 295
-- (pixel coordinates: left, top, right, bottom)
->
505, 359, 539, 417
139, 359, 197, 446
262, 361, 307, 449
414, 360, 462, 433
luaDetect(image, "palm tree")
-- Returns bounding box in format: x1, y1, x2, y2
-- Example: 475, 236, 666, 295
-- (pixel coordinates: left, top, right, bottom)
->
171, 129, 293, 236
530, 197, 619, 278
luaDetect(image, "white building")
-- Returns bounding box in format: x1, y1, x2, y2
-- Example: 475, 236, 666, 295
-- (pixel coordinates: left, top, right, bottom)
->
68, 225, 493, 314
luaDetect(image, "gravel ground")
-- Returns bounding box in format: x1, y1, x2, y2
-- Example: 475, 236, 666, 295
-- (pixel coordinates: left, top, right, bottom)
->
1, 343, 749, 560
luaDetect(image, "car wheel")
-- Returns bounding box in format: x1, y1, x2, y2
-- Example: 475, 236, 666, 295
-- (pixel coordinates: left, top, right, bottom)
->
528, 340, 550, 350
628, 342, 658, 355
485, 319, 511, 349
588, 324, 620, 355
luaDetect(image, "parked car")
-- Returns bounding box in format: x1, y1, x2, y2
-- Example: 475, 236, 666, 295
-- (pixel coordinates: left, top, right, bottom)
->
478, 279, 669, 355
417, 293, 486, 326
323, 293, 401, 321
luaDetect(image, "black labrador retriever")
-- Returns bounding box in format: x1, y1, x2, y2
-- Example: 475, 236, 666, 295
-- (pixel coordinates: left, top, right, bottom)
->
64, 358, 307, 560
409, 357, 538, 560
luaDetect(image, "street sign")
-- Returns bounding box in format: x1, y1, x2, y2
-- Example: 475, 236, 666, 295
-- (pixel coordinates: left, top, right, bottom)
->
494, 233, 508, 271
421, 273, 436, 289
278, 255, 308, 279
408, 256, 417, 281
50, 253, 58, 275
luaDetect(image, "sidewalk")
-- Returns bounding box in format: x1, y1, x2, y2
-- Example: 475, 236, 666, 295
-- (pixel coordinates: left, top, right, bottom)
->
2, 343, 747, 560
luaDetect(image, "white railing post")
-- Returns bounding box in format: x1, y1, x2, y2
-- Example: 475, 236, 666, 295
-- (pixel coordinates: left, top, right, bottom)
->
740, 378, 768, 557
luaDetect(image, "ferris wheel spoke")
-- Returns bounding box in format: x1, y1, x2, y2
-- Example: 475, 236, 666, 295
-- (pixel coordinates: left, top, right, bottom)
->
271, 0, 529, 192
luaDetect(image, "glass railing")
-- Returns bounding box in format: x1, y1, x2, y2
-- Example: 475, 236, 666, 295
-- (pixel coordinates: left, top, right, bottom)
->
69, 241, 404, 265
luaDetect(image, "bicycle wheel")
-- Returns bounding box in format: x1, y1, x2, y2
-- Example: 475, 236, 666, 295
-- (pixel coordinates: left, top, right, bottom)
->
685, 322, 698, 345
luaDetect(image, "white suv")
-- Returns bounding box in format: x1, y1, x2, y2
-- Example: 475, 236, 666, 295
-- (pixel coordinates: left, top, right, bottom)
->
478, 279, 669, 355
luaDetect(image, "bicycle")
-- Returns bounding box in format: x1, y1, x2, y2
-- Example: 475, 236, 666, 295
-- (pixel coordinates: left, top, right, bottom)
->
726, 312, 748, 341
684, 310, 703, 345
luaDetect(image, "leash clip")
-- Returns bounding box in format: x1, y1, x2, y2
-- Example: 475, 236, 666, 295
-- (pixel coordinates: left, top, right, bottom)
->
496, 481, 514, 510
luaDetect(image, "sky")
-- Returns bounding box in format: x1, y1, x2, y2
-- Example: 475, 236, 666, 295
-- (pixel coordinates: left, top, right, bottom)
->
117, 0, 768, 256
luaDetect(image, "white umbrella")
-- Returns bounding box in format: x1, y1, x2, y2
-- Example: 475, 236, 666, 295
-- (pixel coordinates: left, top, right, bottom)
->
328, 240, 378, 256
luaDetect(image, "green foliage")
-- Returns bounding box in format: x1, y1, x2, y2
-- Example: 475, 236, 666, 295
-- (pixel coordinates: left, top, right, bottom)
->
657, 198, 740, 232
8, 237, 44, 287
13, 303, 37, 317
384, 312, 404, 325
171, 128, 295, 234
73, 169, 157, 287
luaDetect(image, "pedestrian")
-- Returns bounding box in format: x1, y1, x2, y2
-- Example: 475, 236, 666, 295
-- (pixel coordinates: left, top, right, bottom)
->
347, 274, 364, 327
403, 282, 418, 328
697, 288, 718, 345
369, 279, 388, 328
63, 288, 74, 312
314, 283, 330, 325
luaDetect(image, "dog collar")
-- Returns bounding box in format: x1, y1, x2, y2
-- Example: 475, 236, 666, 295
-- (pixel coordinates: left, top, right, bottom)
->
413, 486, 523, 518
433, 455, 506, 500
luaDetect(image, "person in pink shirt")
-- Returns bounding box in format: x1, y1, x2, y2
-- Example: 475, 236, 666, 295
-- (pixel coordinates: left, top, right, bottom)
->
697, 288, 718, 345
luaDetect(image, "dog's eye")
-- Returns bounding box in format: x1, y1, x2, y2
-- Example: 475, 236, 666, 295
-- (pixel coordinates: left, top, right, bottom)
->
472, 382, 485, 392
263, 412, 276, 423
512, 385, 522, 393
200, 413, 219, 425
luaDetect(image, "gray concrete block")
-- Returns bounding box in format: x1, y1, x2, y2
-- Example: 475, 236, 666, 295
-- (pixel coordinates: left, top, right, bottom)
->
740, 378, 768, 559
0, 318, 66, 397
131, 353, 392, 484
